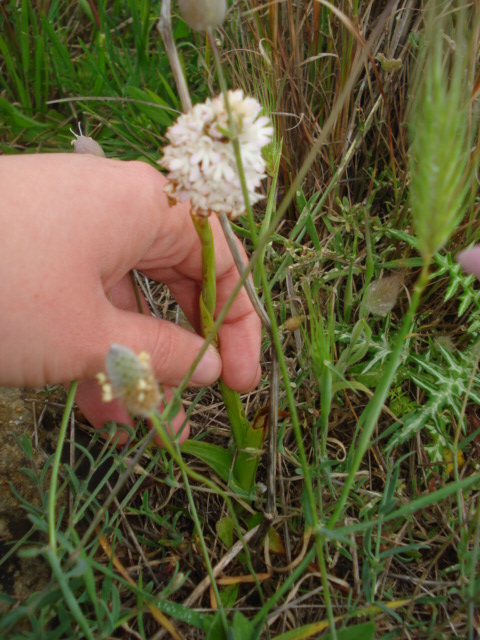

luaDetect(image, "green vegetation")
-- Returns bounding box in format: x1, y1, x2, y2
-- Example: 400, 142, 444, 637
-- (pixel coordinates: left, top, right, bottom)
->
2, 0, 480, 638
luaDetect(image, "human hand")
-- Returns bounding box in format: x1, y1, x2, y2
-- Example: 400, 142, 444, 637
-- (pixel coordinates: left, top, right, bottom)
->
0, 153, 261, 444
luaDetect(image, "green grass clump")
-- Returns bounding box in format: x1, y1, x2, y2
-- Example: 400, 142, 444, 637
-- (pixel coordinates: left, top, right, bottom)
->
0, 0, 208, 156
2, 1, 480, 638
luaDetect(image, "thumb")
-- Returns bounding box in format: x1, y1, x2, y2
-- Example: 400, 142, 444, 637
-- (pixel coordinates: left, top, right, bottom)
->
88, 305, 222, 388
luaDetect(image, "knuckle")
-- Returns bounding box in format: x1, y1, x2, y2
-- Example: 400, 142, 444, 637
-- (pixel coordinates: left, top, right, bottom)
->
127, 160, 163, 197
149, 321, 177, 381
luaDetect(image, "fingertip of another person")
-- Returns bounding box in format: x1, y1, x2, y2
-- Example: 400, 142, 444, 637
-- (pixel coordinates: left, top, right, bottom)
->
457, 246, 480, 277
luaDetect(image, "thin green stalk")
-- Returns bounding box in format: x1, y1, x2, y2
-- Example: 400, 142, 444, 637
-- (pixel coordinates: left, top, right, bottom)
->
46, 548, 95, 640
46, 380, 94, 638
261, 260, 337, 637
209, 24, 281, 519
178, 459, 229, 632
329, 472, 480, 540
209, 25, 336, 633
207, 30, 258, 244
328, 261, 431, 528
48, 380, 78, 551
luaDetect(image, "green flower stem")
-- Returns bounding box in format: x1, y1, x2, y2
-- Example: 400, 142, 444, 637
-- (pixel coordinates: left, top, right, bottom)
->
328, 260, 431, 529
191, 212, 263, 493
191, 214, 217, 340
208, 32, 281, 517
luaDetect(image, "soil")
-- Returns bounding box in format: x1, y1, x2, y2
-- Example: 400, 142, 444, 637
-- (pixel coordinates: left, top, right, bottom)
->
0, 387, 61, 611
0, 386, 122, 617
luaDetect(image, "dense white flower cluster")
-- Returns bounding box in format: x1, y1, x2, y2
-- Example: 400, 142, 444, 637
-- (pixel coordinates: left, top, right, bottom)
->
159, 90, 273, 218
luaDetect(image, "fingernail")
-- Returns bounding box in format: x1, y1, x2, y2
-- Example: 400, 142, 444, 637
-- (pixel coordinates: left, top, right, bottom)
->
190, 346, 222, 385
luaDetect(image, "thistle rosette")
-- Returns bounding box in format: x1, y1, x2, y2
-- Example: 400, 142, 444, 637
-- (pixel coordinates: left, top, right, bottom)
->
159, 89, 273, 218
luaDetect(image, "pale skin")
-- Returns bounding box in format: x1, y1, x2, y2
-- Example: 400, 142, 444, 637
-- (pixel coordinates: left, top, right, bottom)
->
0, 154, 261, 445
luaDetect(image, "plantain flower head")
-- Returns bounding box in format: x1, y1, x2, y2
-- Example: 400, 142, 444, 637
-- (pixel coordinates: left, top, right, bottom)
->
363, 274, 403, 317
178, 0, 226, 32
159, 90, 273, 219
97, 344, 160, 418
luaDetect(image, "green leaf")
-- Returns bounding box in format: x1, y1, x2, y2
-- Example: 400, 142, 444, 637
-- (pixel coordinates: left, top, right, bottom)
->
204, 611, 226, 640
126, 86, 177, 127
0, 97, 49, 130
231, 611, 257, 639
274, 620, 375, 640
181, 440, 233, 483
323, 622, 375, 640
219, 584, 239, 609
217, 516, 234, 548
156, 599, 206, 629
232, 402, 268, 493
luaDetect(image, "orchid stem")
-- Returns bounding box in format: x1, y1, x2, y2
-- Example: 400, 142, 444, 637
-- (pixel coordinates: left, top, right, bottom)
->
192, 211, 266, 493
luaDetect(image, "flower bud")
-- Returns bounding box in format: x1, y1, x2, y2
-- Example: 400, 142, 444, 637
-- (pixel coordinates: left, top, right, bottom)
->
96, 344, 161, 417
178, 0, 226, 32
363, 275, 403, 317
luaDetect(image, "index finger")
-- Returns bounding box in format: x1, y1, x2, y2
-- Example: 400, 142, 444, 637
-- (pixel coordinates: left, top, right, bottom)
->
141, 213, 262, 393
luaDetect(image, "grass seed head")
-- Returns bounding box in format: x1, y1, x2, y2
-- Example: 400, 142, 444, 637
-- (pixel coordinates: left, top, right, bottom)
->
409, 2, 475, 260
